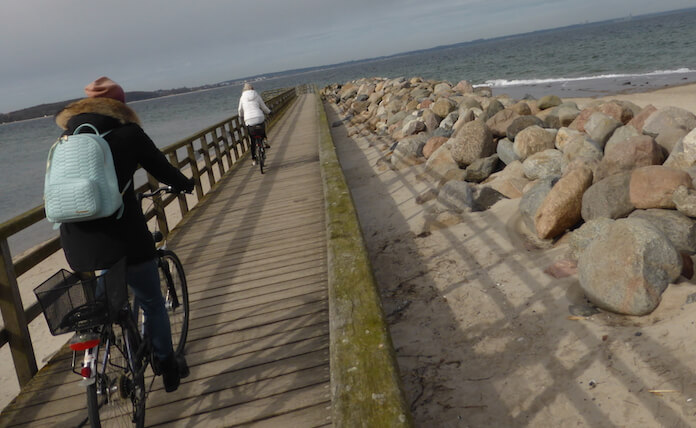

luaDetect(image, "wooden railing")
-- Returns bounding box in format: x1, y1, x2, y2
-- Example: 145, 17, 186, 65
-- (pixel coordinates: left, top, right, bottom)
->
0, 87, 297, 387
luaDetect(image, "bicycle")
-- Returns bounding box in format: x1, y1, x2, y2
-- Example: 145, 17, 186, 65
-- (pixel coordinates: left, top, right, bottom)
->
34, 186, 190, 427
248, 124, 267, 174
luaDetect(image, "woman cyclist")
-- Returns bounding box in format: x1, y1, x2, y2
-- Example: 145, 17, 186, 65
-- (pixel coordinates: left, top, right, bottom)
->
54, 77, 194, 392
237, 83, 271, 166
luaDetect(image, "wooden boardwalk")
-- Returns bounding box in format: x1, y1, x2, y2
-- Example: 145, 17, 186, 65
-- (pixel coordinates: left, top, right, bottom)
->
0, 93, 332, 427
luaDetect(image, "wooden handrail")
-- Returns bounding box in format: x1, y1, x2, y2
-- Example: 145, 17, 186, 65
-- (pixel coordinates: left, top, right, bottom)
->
0, 87, 298, 387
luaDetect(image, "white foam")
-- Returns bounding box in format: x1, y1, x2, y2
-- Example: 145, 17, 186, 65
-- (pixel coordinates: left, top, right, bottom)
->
477, 68, 696, 88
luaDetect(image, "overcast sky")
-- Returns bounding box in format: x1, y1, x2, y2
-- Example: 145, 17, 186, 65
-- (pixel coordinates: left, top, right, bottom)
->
1, 0, 694, 113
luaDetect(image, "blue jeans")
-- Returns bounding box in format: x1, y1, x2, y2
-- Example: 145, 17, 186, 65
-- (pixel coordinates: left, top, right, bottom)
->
126, 258, 174, 361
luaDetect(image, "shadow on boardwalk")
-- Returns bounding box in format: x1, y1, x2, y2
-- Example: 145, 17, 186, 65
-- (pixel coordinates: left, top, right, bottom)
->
0, 94, 332, 427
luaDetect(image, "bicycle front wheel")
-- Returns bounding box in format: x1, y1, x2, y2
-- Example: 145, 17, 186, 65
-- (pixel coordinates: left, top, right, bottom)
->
86, 318, 146, 427
158, 250, 189, 355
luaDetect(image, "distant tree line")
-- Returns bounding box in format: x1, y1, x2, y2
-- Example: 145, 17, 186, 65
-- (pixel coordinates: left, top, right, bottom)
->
0, 87, 199, 124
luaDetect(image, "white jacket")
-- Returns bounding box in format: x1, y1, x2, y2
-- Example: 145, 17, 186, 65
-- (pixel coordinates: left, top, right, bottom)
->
238, 89, 270, 126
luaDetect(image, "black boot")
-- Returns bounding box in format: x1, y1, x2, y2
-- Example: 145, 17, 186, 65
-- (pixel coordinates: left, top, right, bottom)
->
160, 353, 181, 392
177, 353, 190, 379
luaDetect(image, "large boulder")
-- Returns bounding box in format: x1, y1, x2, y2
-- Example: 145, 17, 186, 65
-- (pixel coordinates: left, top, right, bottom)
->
534, 165, 594, 239
483, 161, 530, 199
438, 111, 459, 132
510, 101, 533, 116
584, 112, 622, 149
567, 218, 613, 261
537, 95, 562, 110
597, 101, 635, 124
485, 109, 519, 137
629, 165, 694, 209
484, 99, 505, 121
446, 119, 495, 167
656, 127, 688, 155
581, 172, 635, 221
519, 177, 557, 236
560, 136, 603, 171
673, 185, 696, 218
506, 115, 545, 140
513, 125, 556, 160
437, 180, 475, 213
627, 105, 658, 132
603, 125, 641, 152
424, 144, 460, 182
522, 149, 563, 180
642, 106, 696, 137
453, 80, 474, 94
391, 136, 426, 169
544, 103, 581, 129
431, 98, 457, 118
629, 208, 696, 254
422, 136, 449, 159
594, 135, 664, 182
465, 154, 500, 183
555, 127, 585, 153
422, 109, 442, 132
496, 138, 520, 165
578, 217, 682, 316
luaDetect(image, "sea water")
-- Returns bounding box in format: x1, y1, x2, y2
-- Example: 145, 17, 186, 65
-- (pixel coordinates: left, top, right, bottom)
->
2, 7, 695, 255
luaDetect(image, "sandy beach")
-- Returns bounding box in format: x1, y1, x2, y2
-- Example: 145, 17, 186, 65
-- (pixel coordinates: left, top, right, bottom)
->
4, 82, 696, 424
327, 83, 696, 427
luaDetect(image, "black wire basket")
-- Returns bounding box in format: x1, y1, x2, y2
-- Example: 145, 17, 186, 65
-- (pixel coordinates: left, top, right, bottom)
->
33, 258, 128, 335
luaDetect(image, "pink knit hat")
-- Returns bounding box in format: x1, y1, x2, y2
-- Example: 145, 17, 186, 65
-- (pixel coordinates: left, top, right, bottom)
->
84, 76, 125, 103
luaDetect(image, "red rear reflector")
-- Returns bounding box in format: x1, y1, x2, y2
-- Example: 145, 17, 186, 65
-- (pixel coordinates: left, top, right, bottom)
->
80, 367, 92, 378
69, 339, 100, 351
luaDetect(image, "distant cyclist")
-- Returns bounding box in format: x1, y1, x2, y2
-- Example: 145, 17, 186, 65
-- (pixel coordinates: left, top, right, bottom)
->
237, 83, 271, 166
54, 76, 194, 392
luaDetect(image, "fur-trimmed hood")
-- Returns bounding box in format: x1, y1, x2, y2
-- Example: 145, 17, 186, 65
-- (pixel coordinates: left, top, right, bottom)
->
55, 97, 141, 130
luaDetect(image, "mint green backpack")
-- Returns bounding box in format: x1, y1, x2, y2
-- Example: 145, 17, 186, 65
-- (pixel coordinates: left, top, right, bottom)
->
44, 124, 131, 228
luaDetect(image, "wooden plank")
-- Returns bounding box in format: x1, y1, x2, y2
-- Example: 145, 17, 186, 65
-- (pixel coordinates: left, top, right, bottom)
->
160, 384, 331, 427
242, 403, 333, 428
146, 366, 330, 426
188, 272, 327, 307
186, 316, 329, 354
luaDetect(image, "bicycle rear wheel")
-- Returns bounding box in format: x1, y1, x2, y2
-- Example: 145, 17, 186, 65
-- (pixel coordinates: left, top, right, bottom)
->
158, 250, 189, 355
86, 317, 146, 427
254, 139, 265, 174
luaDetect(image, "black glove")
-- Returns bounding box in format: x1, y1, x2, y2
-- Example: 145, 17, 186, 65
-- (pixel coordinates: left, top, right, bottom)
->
172, 178, 195, 194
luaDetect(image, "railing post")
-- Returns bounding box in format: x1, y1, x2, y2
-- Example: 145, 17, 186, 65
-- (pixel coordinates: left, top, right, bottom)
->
166, 152, 190, 217
199, 136, 216, 187
147, 174, 170, 238
219, 124, 234, 167
212, 128, 226, 177
186, 143, 204, 201
0, 238, 38, 386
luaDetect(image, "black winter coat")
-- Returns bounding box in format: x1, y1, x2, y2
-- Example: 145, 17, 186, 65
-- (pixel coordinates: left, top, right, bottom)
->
54, 97, 193, 271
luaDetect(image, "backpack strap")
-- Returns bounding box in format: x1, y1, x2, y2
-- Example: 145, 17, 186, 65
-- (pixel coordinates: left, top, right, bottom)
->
114, 179, 133, 219
74, 123, 113, 138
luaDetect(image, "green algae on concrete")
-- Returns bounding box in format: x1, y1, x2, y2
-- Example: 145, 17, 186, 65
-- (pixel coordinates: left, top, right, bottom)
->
316, 90, 413, 428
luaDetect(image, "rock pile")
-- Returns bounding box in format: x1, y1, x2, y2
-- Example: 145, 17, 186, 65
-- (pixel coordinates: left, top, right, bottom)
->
321, 76, 696, 316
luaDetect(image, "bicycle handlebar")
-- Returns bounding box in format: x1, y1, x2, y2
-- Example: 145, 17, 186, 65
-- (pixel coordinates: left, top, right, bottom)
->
136, 186, 191, 202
